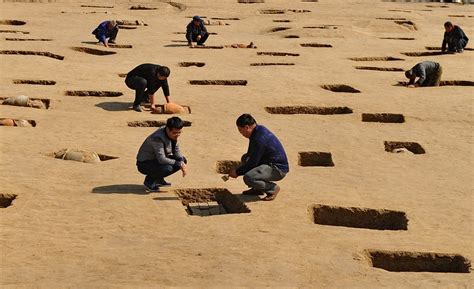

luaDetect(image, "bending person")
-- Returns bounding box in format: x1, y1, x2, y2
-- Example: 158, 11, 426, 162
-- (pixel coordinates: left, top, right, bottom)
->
125, 63, 171, 112
405, 61, 442, 88
92, 20, 118, 48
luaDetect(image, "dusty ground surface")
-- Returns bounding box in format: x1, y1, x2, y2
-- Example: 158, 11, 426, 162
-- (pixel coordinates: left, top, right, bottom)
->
1, 0, 473, 288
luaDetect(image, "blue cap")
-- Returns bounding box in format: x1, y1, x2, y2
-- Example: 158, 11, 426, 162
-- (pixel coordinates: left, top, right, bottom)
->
193, 15, 201, 21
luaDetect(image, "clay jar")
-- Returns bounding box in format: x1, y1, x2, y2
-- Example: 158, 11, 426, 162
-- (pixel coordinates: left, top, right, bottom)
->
164, 103, 186, 114
0, 118, 15, 126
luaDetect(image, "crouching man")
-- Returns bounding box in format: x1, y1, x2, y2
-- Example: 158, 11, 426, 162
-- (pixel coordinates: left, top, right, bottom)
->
136, 117, 187, 192
228, 114, 289, 201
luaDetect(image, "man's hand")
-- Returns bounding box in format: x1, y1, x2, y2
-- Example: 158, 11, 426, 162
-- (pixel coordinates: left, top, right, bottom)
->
180, 162, 187, 177
196, 35, 202, 41
228, 169, 238, 179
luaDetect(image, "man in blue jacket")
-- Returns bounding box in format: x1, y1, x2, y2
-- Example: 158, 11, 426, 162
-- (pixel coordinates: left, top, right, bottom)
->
136, 117, 187, 192
186, 16, 209, 47
229, 114, 289, 201
92, 20, 118, 48
442, 21, 469, 53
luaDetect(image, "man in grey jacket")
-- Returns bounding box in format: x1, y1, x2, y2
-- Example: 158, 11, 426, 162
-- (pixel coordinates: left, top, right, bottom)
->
136, 117, 187, 192
405, 61, 442, 88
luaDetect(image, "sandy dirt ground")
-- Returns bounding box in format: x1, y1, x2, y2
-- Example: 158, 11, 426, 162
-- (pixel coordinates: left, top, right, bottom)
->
1, 0, 473, 288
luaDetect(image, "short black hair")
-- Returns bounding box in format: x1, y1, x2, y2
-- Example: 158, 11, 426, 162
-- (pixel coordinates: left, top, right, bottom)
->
166, 116, 184, 129
236, 113, 256, 127
158, 66, 170, 77
444, 21, 453, 28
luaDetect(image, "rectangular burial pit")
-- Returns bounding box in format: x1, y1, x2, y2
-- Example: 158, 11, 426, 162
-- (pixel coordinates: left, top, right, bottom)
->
0, 97, 50, 109
401, 51, 444, 57
0, 20, 26, 25
265, 106, 353, 115
269, 27, 291, 32
396, 80, 474, 87
426, 46, 473, 51
362, 113, 405, 123
174, 188, 251, 217
312, 205, 408, 230
257, 51, 299, 56
65, 90, 123, 97
251, 62, 295, 66
380, 37, 415, 40
321, 84, 361, 93
6, 38, 52, 41
0, 118, 36, 127
13, 79, 56, 85
0, 50, 64, 60
127, 120, 192, 127
349, 56, 404, 61
300, 43, 332, 48
259, 9, 286, 14
52, 149, 118, 163
215, 160, 241, 174
367, 250, 471, 273
0, 193, 17, 208
189, 45, 224, 49
189, 80, 247, 86
298, 152, 334, 167
0, 30, 29, 34
355, 66, 404, 72
178, 62, 206, 67
70, 47, 116, 56
384, 141, 425, 154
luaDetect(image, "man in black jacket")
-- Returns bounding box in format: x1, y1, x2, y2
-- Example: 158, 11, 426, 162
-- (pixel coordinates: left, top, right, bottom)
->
125, 64, 171, 112
442, 21, 469, 53
186, 16, 209, 47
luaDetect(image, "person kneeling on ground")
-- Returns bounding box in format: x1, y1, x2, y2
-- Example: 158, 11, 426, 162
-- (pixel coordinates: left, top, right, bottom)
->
228, 114, 289, 201
136, 117, 187, 192
442, 21, 469, 54
405, 61, 442, 88
186, 16, 209, 47
125, 63, 171, 112
92, 20, 118, 48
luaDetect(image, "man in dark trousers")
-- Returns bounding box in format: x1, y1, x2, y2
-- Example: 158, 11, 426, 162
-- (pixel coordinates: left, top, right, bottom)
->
442, 21, 469, 53
125, 63, 171, 112
186, 16, 209, 47
136, 117, 187, 192
405, 61, 443, 88
92, 20, 118, 48
228, 114, 289, 201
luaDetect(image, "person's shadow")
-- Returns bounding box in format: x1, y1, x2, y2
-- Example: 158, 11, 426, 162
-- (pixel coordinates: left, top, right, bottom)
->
91, 184, 147, 194
96, 101, 131, 111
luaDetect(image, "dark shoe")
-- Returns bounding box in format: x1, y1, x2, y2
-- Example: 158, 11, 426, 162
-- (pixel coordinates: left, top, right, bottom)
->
108, 39, 116, 44
242, 188, 264, 196
197, 43, 205, 46
144, 182, 160, 193
157, 178, 171, 187
133, 105, 143, 112
262, 185, 280, 201
457, 48, 464, 53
